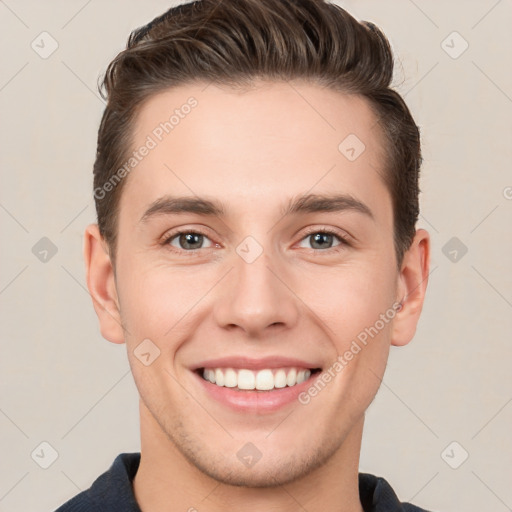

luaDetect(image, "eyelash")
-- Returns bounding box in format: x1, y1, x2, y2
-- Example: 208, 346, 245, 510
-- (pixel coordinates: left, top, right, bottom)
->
300, 226, 351, 252
161, 226, 351, 255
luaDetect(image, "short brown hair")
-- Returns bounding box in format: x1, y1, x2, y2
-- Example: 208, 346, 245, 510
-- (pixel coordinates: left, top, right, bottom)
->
93, 0, 421, 268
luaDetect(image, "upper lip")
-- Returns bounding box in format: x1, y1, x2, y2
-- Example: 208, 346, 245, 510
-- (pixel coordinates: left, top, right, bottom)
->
191, 356, 322, 371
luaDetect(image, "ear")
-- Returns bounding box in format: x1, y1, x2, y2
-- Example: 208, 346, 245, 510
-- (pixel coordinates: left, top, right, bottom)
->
83, 223, 125, 344
391, 228, 430, 347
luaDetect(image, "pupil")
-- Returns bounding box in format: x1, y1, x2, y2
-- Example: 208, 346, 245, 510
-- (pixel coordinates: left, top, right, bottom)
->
311, 233, 332, 249
181, 233, 202, 249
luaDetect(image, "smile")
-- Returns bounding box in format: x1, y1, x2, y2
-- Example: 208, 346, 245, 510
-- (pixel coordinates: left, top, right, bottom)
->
200, 367, 321, 391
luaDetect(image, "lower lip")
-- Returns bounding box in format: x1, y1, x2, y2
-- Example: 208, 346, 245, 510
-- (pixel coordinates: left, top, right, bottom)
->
193, 370, 319, 414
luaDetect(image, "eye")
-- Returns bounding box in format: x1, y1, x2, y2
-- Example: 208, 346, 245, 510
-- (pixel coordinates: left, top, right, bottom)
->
162, 230, 215, 251
297, 228, 350, 251
161, 227, 350, 254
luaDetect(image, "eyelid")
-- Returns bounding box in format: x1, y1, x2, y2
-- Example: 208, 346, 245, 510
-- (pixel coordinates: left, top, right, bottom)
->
296, 225, 352, 250
300, 225, 351, 240
160, 227, 218, 251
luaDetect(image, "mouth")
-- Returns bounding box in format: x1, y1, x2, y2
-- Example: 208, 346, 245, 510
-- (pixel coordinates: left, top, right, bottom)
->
195, 366, 322, 392
190, 356, 324, 413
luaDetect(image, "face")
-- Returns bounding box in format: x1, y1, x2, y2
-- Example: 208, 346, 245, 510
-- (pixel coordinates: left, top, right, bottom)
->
87, 80, 428, 487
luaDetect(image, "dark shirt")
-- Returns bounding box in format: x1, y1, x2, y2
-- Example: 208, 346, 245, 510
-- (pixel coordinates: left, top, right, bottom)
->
55, 452, 433, 511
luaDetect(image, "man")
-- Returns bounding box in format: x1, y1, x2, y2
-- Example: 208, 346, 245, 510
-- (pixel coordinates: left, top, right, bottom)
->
56, 0, 432, 510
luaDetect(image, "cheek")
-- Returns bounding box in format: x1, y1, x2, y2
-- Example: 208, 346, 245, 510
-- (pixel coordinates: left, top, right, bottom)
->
117, 261, 209, 341
119, 265, 196, 409
315, 260, 397, 407
303, 260, 397, 341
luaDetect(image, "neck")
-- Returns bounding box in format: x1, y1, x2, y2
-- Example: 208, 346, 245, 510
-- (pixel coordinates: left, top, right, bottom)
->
133, 400, 365, 512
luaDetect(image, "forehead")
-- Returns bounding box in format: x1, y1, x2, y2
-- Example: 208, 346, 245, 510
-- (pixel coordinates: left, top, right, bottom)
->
120, 80, 390, 225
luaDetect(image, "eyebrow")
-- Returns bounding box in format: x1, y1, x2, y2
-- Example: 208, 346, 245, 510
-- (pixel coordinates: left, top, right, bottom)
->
282, 193, 374, 219
139, 193, 374, 223
140, 195, 225, 223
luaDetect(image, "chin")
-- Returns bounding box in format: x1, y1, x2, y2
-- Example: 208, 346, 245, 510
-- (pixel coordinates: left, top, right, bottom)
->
195, 458, 314, 488
175, 434, 340, 488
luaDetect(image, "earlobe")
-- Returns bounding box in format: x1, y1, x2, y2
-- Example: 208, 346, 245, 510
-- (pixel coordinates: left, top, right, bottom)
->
83, 224, 125, 344
391, 228, 430, 347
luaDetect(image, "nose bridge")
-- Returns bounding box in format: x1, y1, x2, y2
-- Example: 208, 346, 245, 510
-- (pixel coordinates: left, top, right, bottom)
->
213, 237, 300, 336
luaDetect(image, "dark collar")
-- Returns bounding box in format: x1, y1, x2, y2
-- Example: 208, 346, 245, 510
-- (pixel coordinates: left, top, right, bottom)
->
57, 452, 432, 512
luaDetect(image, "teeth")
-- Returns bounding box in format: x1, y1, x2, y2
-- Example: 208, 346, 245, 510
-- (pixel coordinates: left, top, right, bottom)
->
224, 368, 237, 388
215, 368, 224, 387
201, 367, 312, 391
286, 368, 297, 387
274, 369, 287, 388
255, 369, 274, 390
238, 369, 255, 390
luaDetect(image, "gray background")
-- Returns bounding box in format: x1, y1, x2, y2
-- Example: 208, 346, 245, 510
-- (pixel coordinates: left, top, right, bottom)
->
1, 1, 511, 511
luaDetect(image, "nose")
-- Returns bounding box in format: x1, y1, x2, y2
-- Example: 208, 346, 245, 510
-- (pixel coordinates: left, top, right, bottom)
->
213, 243, 300, 338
